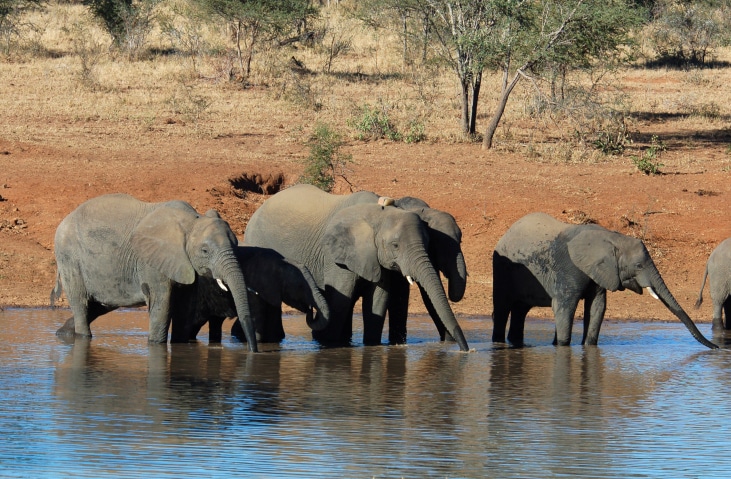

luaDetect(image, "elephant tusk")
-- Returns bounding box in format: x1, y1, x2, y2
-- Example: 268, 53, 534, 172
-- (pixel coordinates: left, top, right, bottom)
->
247, 287, 259, 295
647, 286, 659, 300
406, 275, 414, 285
216, 278, 229, 292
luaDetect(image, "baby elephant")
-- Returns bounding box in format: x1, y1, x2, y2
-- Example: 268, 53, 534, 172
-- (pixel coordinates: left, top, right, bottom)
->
172, 246, 330, 343
493, 212, 717, 349
695, 237, 731, 330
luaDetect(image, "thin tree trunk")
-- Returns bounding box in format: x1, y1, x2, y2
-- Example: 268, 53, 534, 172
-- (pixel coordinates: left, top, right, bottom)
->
482, 68, 522, 149
460, 77, 470, 135
401, 13, 408, 67
468, 71, 482, 135
234, 20, 244, 78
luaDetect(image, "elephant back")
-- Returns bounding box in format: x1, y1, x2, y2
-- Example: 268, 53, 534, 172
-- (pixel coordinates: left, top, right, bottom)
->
495, 212, 568, 261
244, 185, 347, 285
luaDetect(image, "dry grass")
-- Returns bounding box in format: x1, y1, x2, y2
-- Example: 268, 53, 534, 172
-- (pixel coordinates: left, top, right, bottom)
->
2, 1, 730, 160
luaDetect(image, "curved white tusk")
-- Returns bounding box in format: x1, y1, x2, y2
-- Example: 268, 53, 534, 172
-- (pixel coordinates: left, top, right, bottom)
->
216, 278, 229, 292
647, 286, 659, 300
406, 276, 414, 285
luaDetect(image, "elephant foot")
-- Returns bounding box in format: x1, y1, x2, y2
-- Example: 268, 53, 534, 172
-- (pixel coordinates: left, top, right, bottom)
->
312, 329, 351, 348
56, 317, 76, 337
712, 318, 725, 331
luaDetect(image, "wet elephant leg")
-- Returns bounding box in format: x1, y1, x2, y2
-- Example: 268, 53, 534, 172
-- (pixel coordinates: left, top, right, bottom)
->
206, 317, 225, 343
552, 299, 579, 346
492, 299, 511, 343
723, 297, 731, 330
507, 302, 532, 347
386, 276, 410, 344
57, 301, 116, 336
363, 283, 387, 346
713, 298, 725, 330
259, 302, 285, 343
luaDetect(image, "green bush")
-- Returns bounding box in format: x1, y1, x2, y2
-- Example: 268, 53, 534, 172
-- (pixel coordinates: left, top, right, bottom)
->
631, 135, 666, 175
300, 123, 352, 192
349, 103, 401, 141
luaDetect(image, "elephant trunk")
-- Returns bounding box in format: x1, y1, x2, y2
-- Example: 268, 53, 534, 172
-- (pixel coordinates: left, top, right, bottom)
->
287, 258, 330, 330
408, 251, 470, 352
447, 251, 467, 302
215, 253, 258, 352
647, 269, 718, 350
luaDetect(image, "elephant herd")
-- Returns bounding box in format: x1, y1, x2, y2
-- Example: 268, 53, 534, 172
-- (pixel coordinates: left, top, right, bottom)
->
50, 186, 727, 352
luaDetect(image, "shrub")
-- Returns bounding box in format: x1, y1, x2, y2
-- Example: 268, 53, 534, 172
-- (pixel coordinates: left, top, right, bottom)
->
349, 103, 401, 141
648, 0, 730, 67
631, 135, 666, 175
300, 123, 352, 192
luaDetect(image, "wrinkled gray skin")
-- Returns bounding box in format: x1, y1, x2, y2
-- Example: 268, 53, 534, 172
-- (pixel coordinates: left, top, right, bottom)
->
51, 193, 258, 352
695, 237, 731, 331
358, 194, 467, 345
244, 184, 469, 351
172, 246, 330, 343
492, 212, 717, 349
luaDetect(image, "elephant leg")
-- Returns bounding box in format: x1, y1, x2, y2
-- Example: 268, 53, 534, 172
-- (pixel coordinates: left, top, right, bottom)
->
57, 301, 115, 337
170, 286, 198, 343
492, 299, 511, 343
313, 277, 357, 346
507, 302, 531, 346
259, 302, 285, 343
387, 276, 410, 344
552, 298, 579, 346
723, 297, 731, 330
206, 316, 225, 343
231, 318, 246, 341
363, 282, 388, 346
712, 299, 725, 330
146, 286, 173, 343
582, 288, 607, 346
59, 267, 94, 337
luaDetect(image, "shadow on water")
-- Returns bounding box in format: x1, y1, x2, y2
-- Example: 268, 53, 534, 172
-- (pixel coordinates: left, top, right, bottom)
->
0, 309, 730, 478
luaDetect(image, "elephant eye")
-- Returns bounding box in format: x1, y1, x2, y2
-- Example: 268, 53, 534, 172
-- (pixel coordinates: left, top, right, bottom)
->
201, 246, 210, 255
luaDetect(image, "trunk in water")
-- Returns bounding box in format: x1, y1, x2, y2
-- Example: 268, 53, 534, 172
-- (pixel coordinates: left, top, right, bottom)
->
413, 259, 470, 351
650, 271, 718, 349
284, 258, 329, 330
218, 255, 258, 352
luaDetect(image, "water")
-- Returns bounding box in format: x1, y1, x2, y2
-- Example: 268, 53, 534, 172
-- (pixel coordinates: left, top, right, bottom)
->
1, 308, 730, 478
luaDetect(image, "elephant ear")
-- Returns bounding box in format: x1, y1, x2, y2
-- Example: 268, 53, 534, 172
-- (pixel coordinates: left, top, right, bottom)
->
567, 228, 621, 291
130, 206, 196, 285
322, 208, 381, 283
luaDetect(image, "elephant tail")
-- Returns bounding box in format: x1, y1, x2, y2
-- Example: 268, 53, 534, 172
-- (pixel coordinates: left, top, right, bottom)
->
694, 265, 708, 310
50, 271, 63, 308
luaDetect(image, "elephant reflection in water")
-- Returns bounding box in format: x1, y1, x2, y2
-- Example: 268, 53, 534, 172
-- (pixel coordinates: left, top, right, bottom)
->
52, 339, 288, 439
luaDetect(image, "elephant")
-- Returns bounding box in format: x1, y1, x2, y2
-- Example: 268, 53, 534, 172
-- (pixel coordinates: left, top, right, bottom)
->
492, 212, 717, 349
243, 184, 470, 351
695, 237, 731, 330
171, 246, 330, 343
50, 193, 259, 351
360, 194, 467, 345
